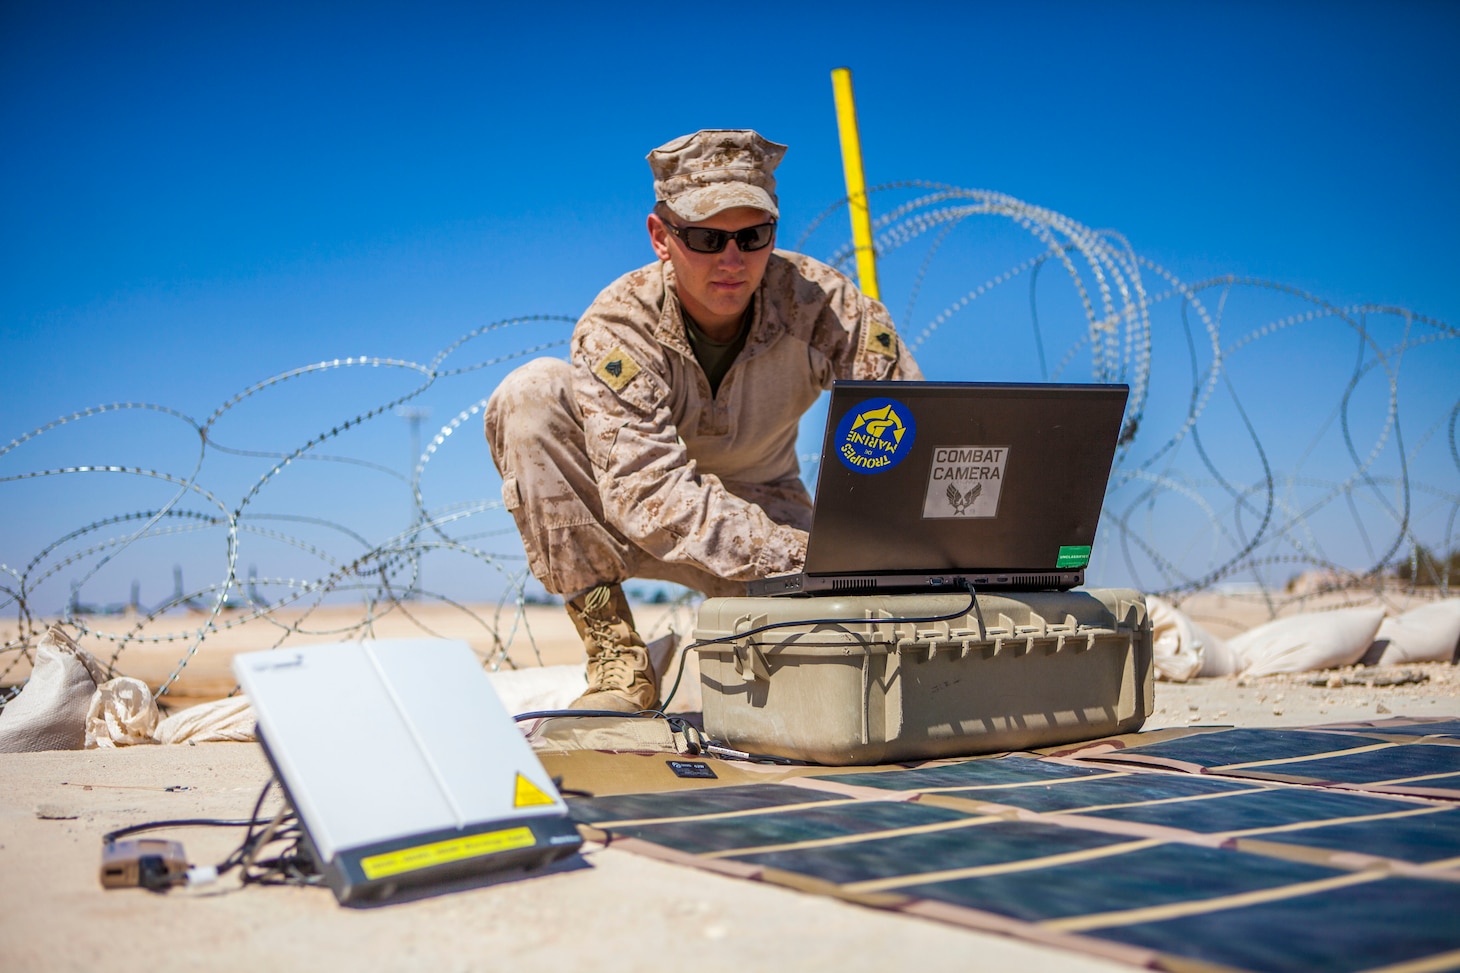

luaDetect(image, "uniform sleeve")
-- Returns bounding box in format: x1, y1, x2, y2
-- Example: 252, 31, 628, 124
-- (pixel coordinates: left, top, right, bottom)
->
571, 300, 807, 581
793, 256, 924, 385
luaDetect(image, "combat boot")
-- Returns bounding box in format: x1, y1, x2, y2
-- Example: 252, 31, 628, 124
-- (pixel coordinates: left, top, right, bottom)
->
565, 584, 659, 713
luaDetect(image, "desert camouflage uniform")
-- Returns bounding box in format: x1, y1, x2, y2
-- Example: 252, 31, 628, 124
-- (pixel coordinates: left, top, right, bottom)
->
484, 250, 922, 598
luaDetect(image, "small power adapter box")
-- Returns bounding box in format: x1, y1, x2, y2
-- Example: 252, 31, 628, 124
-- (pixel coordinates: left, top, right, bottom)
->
101, 839, 188, 890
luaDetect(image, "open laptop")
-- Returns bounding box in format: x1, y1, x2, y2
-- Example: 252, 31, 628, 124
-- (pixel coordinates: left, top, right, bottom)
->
747, 380, 1129, 596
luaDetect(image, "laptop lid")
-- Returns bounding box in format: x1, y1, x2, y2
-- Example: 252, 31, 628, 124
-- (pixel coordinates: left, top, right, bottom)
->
748, 381, 1129, 596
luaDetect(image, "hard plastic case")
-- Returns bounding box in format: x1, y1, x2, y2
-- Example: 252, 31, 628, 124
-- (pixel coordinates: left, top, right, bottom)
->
694, 589, 1152, 765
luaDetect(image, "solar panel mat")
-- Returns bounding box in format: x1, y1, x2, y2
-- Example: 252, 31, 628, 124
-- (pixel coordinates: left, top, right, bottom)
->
567, 723, 1460, 973
1070, 722, 1460, 798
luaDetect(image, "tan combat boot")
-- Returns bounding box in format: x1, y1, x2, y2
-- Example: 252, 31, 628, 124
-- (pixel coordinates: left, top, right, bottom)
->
565, 584, 659, 713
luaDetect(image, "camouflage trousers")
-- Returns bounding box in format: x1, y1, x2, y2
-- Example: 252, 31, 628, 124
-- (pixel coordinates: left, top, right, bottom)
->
484, 358, 810, 597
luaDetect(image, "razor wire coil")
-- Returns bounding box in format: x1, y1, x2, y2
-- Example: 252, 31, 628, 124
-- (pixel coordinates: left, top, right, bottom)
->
2, 185, 1455, 708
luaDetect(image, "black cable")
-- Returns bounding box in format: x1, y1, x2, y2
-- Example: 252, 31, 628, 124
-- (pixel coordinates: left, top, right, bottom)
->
674, 583, 981, 762
686, 581, 981, 648
231, 776, 281, 870
512, 707, 665, 722
102, 817, 268, 845
703, 746, 807, 766
216, 776, 306, 883
513, 586, 981, 722
658, 644, 693, 712
100, 776, 315, 891
241, 803, 287, 875
663, 582, 981, 710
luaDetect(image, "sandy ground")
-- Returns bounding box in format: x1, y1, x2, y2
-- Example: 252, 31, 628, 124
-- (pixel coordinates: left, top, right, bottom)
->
2, 595, 1457, 971
1, 746, 1143, 973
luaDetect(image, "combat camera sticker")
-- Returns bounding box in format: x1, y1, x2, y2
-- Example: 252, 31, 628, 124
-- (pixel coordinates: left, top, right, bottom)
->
922, 446, 1009, 518
834, 398, 916, 474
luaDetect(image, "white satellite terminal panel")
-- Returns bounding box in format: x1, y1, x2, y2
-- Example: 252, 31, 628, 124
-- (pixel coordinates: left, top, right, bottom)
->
234, 639, 582, 903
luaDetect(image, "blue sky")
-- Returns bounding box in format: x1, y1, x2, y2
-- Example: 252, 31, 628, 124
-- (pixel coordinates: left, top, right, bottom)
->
3, 2, 1457, 612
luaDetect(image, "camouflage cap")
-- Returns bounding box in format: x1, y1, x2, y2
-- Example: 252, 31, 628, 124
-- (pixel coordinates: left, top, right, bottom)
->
648, 130, 787, 223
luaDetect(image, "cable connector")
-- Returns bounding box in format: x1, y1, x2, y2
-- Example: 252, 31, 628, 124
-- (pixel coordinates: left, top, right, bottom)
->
705, 744, 751, 760
185, 865, 219, 886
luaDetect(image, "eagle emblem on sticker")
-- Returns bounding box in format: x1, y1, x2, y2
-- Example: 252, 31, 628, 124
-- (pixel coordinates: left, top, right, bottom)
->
863, 320, 898, 360
945, 481, 982, 516
834, 398, 917, 473
594, 347, 641, 392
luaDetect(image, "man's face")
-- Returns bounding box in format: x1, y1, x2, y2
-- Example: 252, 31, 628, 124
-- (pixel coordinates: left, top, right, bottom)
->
648, 206, 775, 339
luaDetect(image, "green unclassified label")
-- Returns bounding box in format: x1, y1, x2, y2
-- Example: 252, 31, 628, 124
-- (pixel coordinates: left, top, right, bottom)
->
1056, 545, 1092, 568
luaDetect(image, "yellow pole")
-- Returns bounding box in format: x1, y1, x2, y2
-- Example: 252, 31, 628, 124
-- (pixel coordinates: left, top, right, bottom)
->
831, 67, 879, 300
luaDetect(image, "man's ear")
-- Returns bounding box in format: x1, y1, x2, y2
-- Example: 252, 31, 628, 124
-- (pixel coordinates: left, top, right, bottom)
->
647, 213, 673, 262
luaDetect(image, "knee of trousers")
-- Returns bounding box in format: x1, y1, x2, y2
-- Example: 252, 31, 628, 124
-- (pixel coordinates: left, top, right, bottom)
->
484, 358, 625, 594
484, 358, 578, 469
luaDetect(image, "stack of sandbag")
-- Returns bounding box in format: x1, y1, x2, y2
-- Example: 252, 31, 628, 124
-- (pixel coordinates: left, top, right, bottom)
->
0, 625, 257, 751
1149, 597, 1460, 681
0, 627, 635, 751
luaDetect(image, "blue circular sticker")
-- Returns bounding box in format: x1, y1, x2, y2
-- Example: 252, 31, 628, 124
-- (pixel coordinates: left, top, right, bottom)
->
834, 398, 917, 474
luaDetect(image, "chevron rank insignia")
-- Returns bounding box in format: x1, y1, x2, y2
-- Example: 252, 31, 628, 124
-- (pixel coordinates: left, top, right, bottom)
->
864, 321, 898, 360
594, 347, 641, 391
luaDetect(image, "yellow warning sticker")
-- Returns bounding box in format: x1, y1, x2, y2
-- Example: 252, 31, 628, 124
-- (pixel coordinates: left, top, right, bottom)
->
514, 773, 556, 808
594, 346, 641, 392
359, 827, 535, 880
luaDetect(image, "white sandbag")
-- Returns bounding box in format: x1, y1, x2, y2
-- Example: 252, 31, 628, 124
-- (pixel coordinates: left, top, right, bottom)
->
1147, 595, 1204, 681
487, 664, 587, 715
1146, 596, 1239, 679
156, 695, 256, 744
85, 677, 160, 748
1157, 599, 1243, 677
1370, 599, 1460, 665
1197, 635, 1247, 677
1230, 607, 1385, 677
0, 626, 107, 752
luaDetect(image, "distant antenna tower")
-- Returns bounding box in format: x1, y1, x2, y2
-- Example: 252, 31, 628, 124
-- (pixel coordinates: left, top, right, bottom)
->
246, 564, 269, 608
397, 407, 432, 476
396, 407, 432, 599
173, 564, 204, 612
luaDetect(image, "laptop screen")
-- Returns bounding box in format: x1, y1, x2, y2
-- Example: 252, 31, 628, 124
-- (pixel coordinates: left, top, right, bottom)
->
801, 381, 1129, 581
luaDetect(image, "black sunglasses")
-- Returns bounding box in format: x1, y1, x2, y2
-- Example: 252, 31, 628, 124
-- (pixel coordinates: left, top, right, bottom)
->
663, 220, 776, 254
